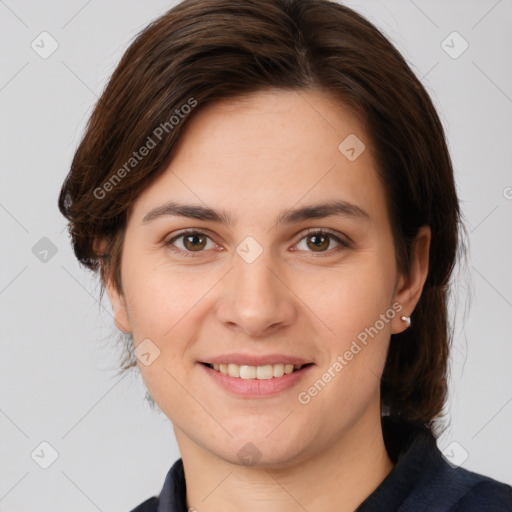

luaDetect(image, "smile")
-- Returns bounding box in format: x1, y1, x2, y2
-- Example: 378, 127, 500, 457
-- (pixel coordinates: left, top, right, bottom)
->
202, 362, 312, 379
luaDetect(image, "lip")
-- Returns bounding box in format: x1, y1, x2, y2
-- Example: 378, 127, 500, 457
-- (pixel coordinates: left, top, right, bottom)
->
199, 362, 315, 398
200, 353, 314, 366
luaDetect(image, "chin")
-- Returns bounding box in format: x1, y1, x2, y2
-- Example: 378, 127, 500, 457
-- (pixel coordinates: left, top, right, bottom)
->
219, 433, 311, 469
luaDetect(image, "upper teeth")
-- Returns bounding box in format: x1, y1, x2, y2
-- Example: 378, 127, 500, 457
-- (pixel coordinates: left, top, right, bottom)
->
212, 363, 304, 379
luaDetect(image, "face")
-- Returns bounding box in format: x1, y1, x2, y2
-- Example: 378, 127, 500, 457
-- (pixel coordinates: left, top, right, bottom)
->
107, 88, 429, 468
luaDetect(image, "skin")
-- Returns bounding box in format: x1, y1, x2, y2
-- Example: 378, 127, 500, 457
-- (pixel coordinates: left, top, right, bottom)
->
105, 88, 430, 512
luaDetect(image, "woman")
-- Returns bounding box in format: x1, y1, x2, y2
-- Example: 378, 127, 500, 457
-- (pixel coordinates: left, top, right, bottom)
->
58, 0, 512, 510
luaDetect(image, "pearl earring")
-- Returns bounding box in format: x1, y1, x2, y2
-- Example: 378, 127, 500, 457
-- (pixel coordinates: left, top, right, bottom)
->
400, 316, 411, 327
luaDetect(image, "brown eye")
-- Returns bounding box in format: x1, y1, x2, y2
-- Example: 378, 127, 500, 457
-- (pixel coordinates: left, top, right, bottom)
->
306, 233, 330, 252
294, 229, 350, 256
182, 233, 208, 251
166, 230, 216, 256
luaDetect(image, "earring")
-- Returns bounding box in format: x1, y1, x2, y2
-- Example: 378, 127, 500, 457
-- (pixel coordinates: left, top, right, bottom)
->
400, 316, 411, 327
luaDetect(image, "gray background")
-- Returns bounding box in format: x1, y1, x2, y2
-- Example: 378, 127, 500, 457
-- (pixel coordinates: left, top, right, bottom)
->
1, 0, 511, 510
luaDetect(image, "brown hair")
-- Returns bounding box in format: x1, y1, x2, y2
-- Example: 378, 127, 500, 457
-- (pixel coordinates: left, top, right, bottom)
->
58, 0, 463, 430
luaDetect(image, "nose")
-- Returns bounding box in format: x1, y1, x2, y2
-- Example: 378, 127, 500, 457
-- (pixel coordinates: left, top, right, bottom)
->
215, 249, 297, 338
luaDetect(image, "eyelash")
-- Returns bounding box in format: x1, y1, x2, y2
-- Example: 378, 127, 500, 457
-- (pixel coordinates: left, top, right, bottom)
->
165, 228, 351, 258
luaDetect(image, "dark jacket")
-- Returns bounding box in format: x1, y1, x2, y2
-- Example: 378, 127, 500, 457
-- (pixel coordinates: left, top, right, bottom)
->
130, 417, 512, 511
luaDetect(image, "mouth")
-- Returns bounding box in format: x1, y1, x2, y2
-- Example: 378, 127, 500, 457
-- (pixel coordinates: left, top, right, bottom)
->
200, 362, 315, 379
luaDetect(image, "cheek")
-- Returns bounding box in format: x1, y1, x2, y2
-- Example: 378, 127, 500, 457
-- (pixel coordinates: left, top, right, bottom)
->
298, 258, 395, 342
295, 256, 396, 403
292, 272, 394, 433
120, 251, 204, 339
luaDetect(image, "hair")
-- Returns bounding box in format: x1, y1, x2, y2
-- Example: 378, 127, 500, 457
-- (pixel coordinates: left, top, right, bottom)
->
58, 0, 464, 431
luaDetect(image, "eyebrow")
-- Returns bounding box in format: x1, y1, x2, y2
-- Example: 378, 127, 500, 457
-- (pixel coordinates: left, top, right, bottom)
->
141, 199, 370, 226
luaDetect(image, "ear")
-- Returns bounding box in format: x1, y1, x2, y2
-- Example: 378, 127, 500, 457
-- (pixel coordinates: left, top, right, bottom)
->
105, 276, 132, 334
94, 237, 132, 334
391, 226, 431, 334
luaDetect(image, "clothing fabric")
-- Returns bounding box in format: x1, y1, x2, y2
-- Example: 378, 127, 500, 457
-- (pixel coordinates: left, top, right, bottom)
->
129, 417, 512, 511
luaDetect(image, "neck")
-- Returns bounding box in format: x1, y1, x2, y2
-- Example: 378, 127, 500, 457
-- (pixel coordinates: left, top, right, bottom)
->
175, 407, 393, 512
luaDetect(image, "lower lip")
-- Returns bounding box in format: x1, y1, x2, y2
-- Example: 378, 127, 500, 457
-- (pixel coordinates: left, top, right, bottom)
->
199, 363, 315, 398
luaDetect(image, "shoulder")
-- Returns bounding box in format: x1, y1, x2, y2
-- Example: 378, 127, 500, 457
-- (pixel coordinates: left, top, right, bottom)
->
128, 496, 158, 512
449, 469, 512, 512
405, 454, 512, 511
370, 418, 512, 511
128, 458, 186, 512
408, 445, 512, 511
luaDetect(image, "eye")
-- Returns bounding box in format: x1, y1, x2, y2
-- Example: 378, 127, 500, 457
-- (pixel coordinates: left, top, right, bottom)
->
166, 230, 218, 257
165, 228, 350, 258
294, 228, 351, 256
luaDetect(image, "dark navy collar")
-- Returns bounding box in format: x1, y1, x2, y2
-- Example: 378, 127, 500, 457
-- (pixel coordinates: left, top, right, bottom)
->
131, 417, 512, 512
156, 458, 187, 512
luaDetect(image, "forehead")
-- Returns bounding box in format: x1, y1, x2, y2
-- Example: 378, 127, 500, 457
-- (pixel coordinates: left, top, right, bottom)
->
130, 88, 386, 225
